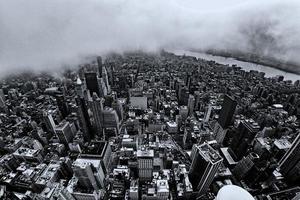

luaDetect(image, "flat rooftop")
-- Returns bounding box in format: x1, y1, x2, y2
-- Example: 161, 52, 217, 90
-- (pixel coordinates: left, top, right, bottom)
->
81, 141, 108, 158
198, 143, 223, 164
137, 148, 154, 158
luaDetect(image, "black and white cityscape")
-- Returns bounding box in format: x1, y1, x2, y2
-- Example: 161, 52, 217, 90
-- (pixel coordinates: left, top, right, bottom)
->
0, 51, 300, 200
1, 0, 300, 200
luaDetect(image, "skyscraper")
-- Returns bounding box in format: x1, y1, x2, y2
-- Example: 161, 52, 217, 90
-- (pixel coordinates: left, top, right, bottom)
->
233, 152, 259, 180
278, 132, 300, 182
55, 95, 69, 119
75, 77, 85, 98
55, 121, 73, 146
72, 159, 103, 190
102, 107, 120, 134
85, 72, 101, 97
43, 110, 56, 134
0, 89, 7, 112
76, 97, 93, 141
189, 143, 223, 194
231, 119, 260, 160
188, 94, 195, 116
88, 93, 104, 138
97, 56, 103, 77
218, 95, 237, 129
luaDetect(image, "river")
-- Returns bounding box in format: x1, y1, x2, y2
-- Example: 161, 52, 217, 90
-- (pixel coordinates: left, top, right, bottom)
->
171, 50, 300, 82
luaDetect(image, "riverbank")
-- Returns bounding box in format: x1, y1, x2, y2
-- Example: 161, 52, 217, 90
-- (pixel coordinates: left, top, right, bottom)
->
194, 49, 300, 75
170, 49, 300, 82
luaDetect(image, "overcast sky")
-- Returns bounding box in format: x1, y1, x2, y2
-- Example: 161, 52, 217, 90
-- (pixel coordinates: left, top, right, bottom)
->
0, 0, 300, 76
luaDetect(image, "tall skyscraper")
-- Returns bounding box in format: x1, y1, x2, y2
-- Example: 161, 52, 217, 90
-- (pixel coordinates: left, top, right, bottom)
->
278, 132, 300, 182
231, 119, 260, 160
72, 159, 103, 190
233, 152, 259, 180
76, 97, 93, 141
85, 72, 101, 97
75, 77, 85, 98
55, 95, 69, 119
102, 66, 111, 94
188, 94, 195, 116
0, 88, 7, 112
102, 107, 120, 134
97, 56, 103, 77
189, 143, 223, 194
43, 110, 56, 134
218, 95, 237, 129
55, 121, 73, 146
88, 93, 104, 138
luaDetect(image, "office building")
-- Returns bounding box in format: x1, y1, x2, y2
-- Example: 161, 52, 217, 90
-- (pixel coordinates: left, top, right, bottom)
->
76, 97, 93, 141
88, 93, 104, 138
189, 143, 223, 194
233, 152, 259, 180
137, 148, 154, 181
43, 110, 56, 135
230, 119, 260, 160
55, 121, 74, 146
188, 94, 195, 116
72, 158, 104, 190
85, 72, 101, 97
278, 132, 300, 182
218, 95, 237, 128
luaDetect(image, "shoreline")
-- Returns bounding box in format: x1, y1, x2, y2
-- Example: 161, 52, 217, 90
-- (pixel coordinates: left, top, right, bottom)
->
191, 49, 300, 76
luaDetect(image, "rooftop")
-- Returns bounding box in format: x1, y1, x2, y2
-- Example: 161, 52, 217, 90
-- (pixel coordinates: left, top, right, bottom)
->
198, 143, 223, 164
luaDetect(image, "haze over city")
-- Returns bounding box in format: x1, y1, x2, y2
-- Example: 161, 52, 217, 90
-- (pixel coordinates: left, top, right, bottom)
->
1, 0, 300, 76
1, 1, 300, 199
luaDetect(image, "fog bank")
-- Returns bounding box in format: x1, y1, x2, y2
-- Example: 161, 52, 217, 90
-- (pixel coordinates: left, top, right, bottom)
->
1, 0, 300, 76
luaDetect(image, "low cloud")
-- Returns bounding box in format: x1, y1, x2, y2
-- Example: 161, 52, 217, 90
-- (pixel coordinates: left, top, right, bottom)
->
0, 0, 300, 77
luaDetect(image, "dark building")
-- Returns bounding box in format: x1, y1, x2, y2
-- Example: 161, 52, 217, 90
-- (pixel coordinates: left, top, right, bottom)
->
188, 143, 223, 194
278, 132, 300, 183
76, 97, 93, 141
97, 56, 103, 77
85, 72, 100, 97
218, 95, 237, 129
230, 119, 260, 160
88, 93, 104, 138
55, 95, 69, 119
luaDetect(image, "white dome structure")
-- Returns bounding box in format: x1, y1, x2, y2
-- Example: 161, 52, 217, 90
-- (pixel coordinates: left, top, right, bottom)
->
216, 185, 255, 200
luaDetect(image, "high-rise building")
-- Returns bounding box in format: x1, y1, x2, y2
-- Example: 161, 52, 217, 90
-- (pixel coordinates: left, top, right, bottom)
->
231, 119, 260, 160
102, 107, 120, 134
233, 152, 259, 180
97, 56, 103, 77
178, 86, 189, 106
75, 77, 85, 98
189, 143, 223, 194
88, 93, 104, 138
72, 159, 102, 190
102, 66, 111, 94
43, 110, 56, 134
137, 148, 154, 181
81, 141, 112, 177
188, 94, 195, 116
278, 132, 300, 182
0, 88, 7, 111
112, 99, 124, 122
76, 97, 93, 141
85, 72, 101, 97
218, 95, 237, 129
55, 95, 69, 118
55, 121, 73, 146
